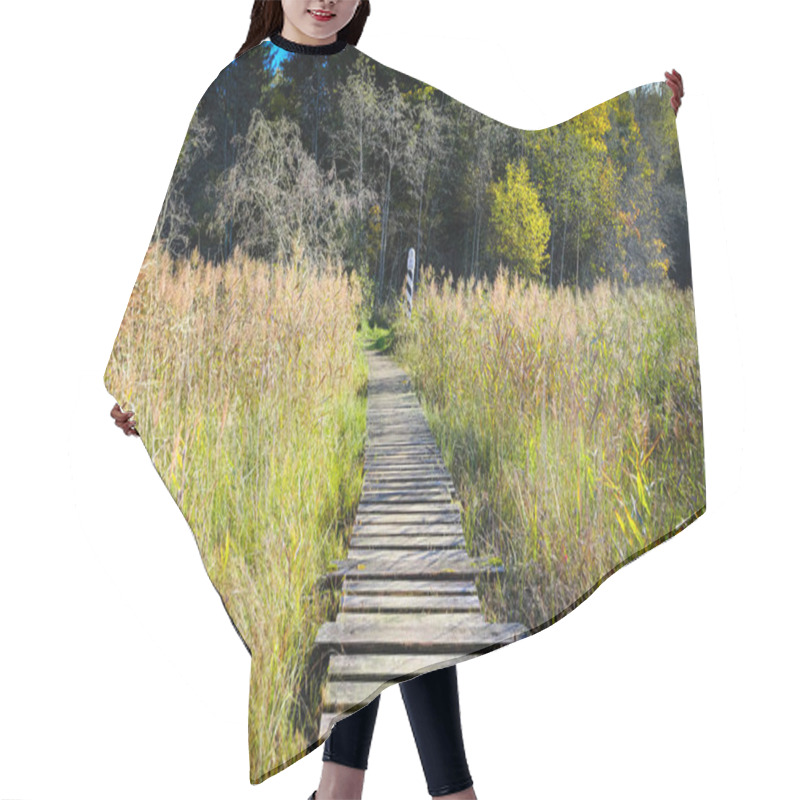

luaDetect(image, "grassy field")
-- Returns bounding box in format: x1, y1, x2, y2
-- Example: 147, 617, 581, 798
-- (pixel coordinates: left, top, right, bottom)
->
391, 265, 706, 631
105, 244, 705, 777
104, 243, 371, 777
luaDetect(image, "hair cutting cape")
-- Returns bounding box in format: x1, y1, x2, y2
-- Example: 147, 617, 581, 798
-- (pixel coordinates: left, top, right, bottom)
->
104, 33, 706, 785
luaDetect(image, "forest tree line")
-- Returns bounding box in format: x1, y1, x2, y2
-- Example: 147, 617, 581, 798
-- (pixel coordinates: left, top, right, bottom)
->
154, 45, 693, 300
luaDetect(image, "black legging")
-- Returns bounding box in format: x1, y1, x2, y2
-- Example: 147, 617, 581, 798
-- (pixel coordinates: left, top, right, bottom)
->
322, 664, 474, 797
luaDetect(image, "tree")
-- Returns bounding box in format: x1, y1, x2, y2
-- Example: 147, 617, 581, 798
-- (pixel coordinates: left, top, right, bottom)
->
151, 110, 215, 257
488, 159, 551, 280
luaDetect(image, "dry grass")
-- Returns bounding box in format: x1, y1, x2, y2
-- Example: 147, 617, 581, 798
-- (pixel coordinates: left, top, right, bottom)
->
393, 266, 706, 629
104, 242, 367, 779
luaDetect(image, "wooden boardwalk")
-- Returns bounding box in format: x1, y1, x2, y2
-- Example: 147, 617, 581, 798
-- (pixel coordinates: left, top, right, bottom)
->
313, 349, 529, 737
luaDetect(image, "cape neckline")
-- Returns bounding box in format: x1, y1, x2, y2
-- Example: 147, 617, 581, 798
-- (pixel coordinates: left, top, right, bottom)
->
269, 31, 349, 56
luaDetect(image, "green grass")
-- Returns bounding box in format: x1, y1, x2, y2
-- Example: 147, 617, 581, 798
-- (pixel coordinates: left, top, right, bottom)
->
357, 318, 393, 353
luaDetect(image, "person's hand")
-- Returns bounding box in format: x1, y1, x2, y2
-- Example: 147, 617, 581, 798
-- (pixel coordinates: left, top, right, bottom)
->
111, 402, 140, 437
665, 68, 684, 116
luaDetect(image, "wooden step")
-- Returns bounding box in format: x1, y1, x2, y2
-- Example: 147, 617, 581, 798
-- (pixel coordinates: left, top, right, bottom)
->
360, 489, 452, 503
322, 680, 385, 712
353, 523, 462, 535
316, 613, 530, 654
327, 653, 474, 681
355, 518, 461, 530
341, 593, 481, 613
361, 482, 455, 497
342, 579, 477, 595
349, 534, 466, 549
356, 503, 460, 514
329, 550, 502, 579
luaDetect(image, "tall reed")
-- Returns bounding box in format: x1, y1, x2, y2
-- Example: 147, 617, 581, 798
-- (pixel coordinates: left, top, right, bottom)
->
104, 242, 367, 779
393, 266, 705, 630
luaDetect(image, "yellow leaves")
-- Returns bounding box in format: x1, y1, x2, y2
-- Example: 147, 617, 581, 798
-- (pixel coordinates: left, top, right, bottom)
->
488, 159, 551, 280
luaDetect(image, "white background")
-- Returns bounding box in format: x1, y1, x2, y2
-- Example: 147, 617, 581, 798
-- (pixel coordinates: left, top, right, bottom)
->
1, 1, 796, 798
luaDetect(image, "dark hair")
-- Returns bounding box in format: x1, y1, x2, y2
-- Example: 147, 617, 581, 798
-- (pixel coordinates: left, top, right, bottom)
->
236, 1, 371, 60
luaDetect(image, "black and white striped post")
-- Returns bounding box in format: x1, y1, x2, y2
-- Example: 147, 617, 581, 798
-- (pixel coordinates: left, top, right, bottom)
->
404, 247, 416, 318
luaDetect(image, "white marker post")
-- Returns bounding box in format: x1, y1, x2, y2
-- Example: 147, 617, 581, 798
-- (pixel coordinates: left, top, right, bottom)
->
405, 247, 416, 318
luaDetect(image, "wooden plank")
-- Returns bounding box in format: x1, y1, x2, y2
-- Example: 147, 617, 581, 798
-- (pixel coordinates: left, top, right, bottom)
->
358, 490, 452, 503
365, 440, 437, 448
366, 464, 447, 473
368, 425, 431, 434
365, 453, 444, 462
364, 472, 452, 482
356, 503, 460, 514
342, 579, 477, 595
361, 486, 452, 503
368, 433, 434, 443
341, 593, 481, 613
327, 653, 474, 681
364, 460, 446, 470
315, 615, 530, 653
354, 523, 462, 535
368, 428, 434, 436
349, 534, 466, 549
322, 681, 386, 712
363, 474, 451, 484
357, 507, 460, 517
330, 549, 491, 579
334, 551, 473, 572
362, 483, 454, 494
369, 438, 438, 447
356, 512, 461, 525
365, 448, 440, 458
362, 478, 454, 489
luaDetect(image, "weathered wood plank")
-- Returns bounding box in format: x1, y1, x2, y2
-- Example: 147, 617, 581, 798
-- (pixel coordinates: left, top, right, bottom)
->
322, 681, 386, 712
368, 430, 436, 439
365, 450, 440, 459
364, 465, 446, 474
364, 440, 438, 449
365, 453, 444, 462
327, 653, 474, 681
362, 483, 455, 495
364, 474, 451, 484
372, 440, 438, 447
365, 467, 448, 477
362, 478, 454, 489
360, 488, 452, 500
342, 579, 477, 595
315, 615, 530, 653
349, 535, 466, 549
356, 512, 461, 525
368, 423, 430, 430
341, 593, 481, 613
356, 503, 460, 514
358, 491, 457, 512
365, 463, 447, 473
354, 523, 462, 535
330, 549, 497, 579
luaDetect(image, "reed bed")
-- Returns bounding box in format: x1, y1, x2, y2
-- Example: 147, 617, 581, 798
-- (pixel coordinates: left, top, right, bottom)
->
393, 266, 705, 631
104, 242, 367, 779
